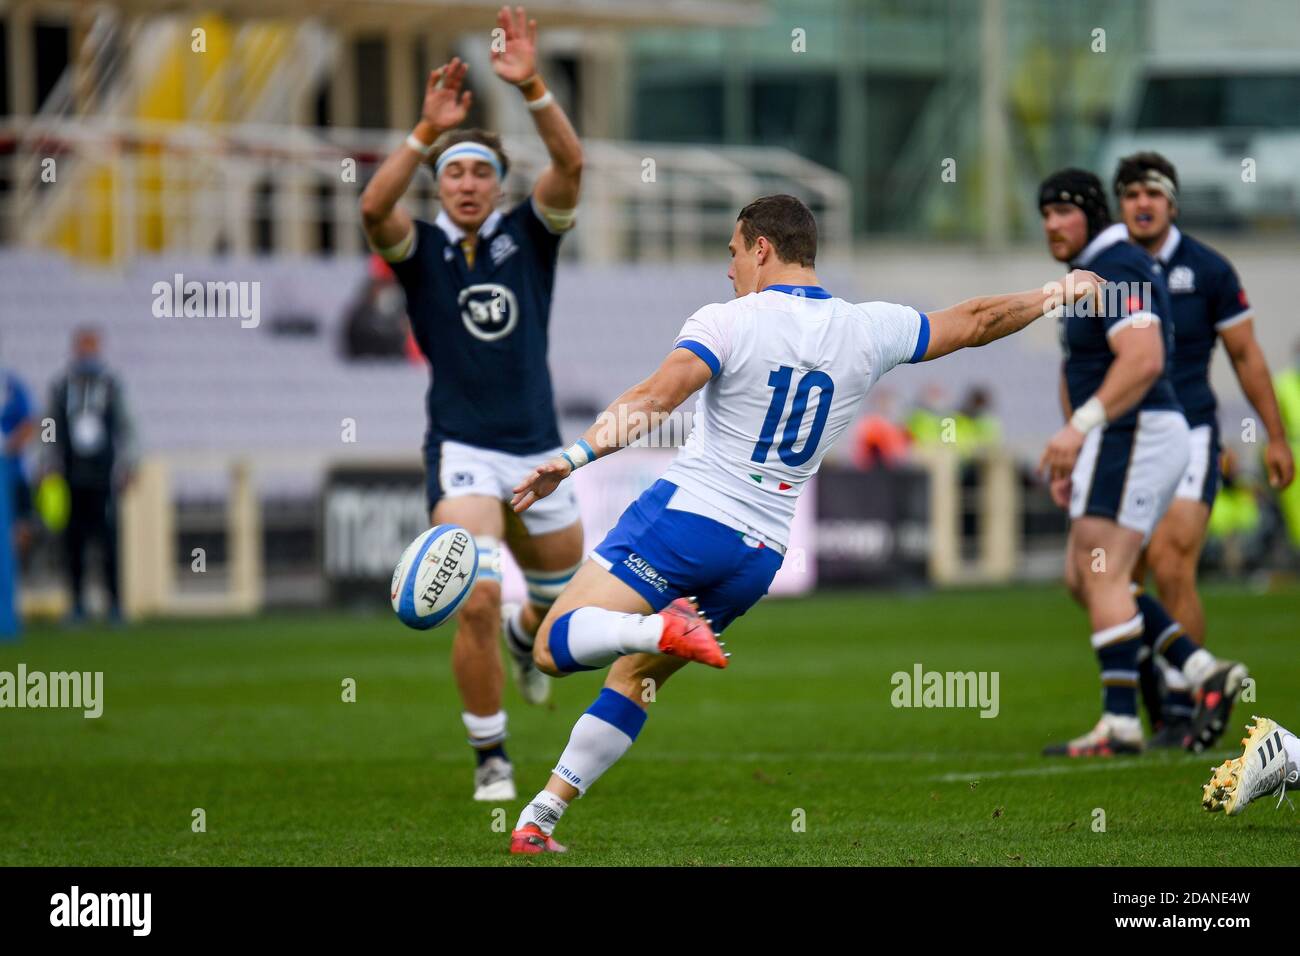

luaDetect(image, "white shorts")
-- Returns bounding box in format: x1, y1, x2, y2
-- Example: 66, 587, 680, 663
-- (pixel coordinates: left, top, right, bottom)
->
428, 439, 581, 536
1069, 409, 1190, 542
1173, 423, 1222, 506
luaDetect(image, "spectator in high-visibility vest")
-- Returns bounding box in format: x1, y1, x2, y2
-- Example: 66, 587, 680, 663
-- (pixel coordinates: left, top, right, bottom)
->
1208, 449, 1261, 540
1207, 448, 1263, 579
956, 385, 1002, 460
1277, 341, 1300, 549
905, 384, 952, 449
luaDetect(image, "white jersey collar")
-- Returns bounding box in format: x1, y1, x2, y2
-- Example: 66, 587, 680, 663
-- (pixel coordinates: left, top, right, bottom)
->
1071, 222, 1130, 268
435, 208, 504, 244
1154, 224, 1182, 264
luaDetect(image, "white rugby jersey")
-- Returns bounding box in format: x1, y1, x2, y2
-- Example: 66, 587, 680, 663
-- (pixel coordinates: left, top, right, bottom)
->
661, 284, 928, 548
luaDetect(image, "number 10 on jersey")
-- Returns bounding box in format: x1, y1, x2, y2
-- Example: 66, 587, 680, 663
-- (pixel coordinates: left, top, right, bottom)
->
750, 366, 836, 467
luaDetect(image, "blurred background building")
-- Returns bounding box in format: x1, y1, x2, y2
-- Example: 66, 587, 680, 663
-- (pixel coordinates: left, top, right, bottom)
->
1, 0, 1298, 619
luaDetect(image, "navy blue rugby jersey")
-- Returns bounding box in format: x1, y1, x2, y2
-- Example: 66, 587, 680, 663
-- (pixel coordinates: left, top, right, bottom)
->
1155, 225, 1252, 429
390, 199, 565, 455
1061, 224, 1180, 429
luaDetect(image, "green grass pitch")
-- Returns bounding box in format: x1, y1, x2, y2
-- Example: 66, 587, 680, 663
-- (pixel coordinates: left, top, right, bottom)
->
2, 584, 1296, 866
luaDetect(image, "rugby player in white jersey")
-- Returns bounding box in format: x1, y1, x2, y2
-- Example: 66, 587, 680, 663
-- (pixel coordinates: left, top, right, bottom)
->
500, 194, 1102, 853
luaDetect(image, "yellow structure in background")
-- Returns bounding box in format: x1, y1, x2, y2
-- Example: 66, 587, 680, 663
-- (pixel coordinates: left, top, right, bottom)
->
49, 16, 303, 263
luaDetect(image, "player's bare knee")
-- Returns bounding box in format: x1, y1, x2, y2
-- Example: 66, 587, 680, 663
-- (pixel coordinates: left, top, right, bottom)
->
532, 645, 562, 677
457, 585, 500, 639
530, 612, 563, 677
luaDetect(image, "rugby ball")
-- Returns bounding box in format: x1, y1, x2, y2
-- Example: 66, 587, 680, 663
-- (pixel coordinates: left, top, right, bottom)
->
391, 524, 479, 630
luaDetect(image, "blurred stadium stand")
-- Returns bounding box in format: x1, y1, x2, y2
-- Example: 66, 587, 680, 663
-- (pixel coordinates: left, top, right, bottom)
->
1, 0, 1298, 618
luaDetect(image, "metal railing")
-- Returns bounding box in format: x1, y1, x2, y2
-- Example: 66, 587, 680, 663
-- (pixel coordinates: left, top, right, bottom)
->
0, 116, 852, 264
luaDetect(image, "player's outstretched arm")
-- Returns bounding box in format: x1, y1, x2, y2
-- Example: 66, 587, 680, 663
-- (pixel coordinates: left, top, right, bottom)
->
511, 349, 711, 512
920, 269, 1103, 361
359, 59, 473, 252
1221, 319, 1295, 489
490, 6, 583, 215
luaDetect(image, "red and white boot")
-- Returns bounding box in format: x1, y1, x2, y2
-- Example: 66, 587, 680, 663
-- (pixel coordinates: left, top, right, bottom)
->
656, 597, 728, 668
509, 824, 568, 854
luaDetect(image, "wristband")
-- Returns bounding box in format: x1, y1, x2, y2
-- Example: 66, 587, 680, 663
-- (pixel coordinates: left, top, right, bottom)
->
560, 438, 595, 473
526, 90, 555, 112
1069, 395, 1107, 434
405, 132, 435, 157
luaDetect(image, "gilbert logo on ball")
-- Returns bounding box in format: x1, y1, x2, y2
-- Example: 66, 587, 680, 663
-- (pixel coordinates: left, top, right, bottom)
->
391, 525, 478, 630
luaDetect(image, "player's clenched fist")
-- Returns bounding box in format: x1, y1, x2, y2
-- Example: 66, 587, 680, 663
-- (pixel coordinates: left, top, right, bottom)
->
1063, 269, 1104, 305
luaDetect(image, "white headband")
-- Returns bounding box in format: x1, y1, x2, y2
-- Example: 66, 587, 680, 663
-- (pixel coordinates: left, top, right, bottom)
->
434, 142, 503, 181
1125, 170, 1177, 202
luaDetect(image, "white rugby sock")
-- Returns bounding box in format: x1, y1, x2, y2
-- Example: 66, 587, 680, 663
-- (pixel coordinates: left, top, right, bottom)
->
515, 789, 569, 835
1102, 713, 1143, 741
462, 710, 507, 749
548, 606, 664, 672
1156, 655, 1191, 692
1182, 649, 1219, 690
550, 688, 649, 794
1282, 729, 1300, 787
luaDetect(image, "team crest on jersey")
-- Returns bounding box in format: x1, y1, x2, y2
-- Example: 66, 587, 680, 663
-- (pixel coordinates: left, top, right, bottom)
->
488, 233, 518, 267
458, 283, 519, 341
1167, 265, 1195, 294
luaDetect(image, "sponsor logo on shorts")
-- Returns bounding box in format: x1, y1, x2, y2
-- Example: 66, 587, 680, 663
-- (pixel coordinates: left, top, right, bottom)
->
623, 552, 669, 593
1125, 486, 1156, 520
450, 470, 475, 487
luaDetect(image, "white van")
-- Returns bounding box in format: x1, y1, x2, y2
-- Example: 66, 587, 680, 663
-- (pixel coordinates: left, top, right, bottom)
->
1098, 52, 1300, 226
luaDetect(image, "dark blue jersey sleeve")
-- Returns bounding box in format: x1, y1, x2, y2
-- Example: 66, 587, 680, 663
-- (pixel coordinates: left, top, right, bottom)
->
1210, 261, 1252, 330
1096, 258, 1162, 337
504, 197, 566, 267
386, 220, 446, 345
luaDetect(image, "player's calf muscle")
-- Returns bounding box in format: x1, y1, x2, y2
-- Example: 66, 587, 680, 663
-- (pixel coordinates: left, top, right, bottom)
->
606, 654, 684, 707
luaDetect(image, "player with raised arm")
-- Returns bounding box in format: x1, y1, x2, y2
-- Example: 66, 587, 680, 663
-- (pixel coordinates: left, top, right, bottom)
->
502, 194, 1103, 853
1113, 152, 1294, 749
1036, 169, 1248, 758
359, 6, 584, 801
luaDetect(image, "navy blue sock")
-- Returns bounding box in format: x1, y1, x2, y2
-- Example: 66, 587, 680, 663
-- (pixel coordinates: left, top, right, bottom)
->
1094, 615, 1143, 717
1135, 592, 1199, 669
1098, 640, 1141, 715
1137, 651, 1164, 726
475, 743, 508, 767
